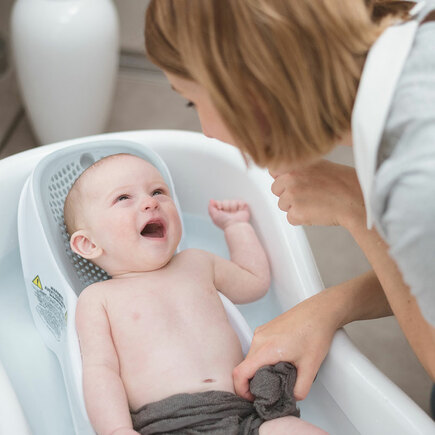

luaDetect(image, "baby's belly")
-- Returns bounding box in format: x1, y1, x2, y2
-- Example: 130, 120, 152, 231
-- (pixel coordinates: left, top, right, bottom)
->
119, 316, 244, 411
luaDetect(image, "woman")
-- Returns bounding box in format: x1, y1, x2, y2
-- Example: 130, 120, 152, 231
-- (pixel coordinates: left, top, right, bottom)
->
144, 0, 435, 408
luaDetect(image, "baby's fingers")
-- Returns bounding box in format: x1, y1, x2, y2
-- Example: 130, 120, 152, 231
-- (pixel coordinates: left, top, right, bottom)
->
235, 200, 249, 211
209, 199, 234, 211
209, 199, 249, 211
209, 199, 220, 210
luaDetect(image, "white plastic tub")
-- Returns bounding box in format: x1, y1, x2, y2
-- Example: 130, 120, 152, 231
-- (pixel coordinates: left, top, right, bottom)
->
0, 130, 433, 434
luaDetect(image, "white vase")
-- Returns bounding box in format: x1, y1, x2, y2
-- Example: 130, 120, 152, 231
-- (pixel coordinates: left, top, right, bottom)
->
11, 0, 119, 145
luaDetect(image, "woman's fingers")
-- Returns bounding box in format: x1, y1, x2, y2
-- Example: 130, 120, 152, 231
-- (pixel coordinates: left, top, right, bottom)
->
232, 360, 256, 401
277, 191, 292, 212
292, 360, 318, 401
271, 174, 289, 197
233, 344, 280, 400
269, 159, 364, 227
234, 343, 319, 402
233, 295, 340, 403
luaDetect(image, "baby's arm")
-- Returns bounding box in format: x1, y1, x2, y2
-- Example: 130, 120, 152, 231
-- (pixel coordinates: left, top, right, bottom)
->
76, 285, 138, 435
208, 199, 270, 303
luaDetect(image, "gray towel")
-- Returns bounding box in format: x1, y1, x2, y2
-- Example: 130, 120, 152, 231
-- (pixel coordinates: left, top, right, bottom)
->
250, 361, 300, 420
131, 362, 299, 434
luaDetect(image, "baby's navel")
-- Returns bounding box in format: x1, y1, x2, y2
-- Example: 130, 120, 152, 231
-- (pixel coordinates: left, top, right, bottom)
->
202, 378, 216, 383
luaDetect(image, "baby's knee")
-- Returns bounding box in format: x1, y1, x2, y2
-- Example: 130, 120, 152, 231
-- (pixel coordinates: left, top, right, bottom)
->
258, 416, 328, 435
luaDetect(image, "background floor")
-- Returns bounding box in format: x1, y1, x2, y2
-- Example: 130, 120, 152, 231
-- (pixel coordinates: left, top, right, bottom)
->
0, 0, 432, 418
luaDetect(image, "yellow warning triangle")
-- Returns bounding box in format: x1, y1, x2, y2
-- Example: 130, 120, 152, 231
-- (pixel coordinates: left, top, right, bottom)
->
32, 275, 42, 290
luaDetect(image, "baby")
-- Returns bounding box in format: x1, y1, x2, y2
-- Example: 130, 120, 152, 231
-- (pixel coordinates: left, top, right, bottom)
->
64, 153, 326, 435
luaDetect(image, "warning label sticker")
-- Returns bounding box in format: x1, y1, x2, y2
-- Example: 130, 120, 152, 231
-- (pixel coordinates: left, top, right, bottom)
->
32, 275, 42, 290
31, 275, 67, 342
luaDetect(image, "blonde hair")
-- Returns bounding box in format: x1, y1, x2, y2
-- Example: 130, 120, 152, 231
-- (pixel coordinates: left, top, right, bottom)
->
145, 0, 413, 167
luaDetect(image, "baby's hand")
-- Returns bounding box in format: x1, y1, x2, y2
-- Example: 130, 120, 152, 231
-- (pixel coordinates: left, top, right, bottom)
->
208, 199, 250, 230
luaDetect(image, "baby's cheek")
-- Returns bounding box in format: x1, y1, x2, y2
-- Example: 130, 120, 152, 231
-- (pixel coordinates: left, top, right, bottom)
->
104, 215, 133, 238
173, 214, 183, 241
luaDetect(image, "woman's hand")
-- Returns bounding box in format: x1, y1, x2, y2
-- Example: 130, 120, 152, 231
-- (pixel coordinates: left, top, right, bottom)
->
233, 290, 341, 402
270, 160, 365, 229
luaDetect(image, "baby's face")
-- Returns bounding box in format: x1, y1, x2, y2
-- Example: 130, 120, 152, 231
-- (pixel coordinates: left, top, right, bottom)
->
80, 155, 182, 276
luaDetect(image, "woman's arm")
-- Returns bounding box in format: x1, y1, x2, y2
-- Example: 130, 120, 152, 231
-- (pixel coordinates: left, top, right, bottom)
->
234, 159, 434, 401
76, 286, 138, 435
274, 158, 435, 376
345, 203, 435, 380
233, 270, 392, 401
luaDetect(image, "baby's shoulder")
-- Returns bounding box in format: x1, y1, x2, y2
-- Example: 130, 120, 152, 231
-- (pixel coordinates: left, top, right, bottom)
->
77, 280, 111, 305
76, 280, 112, 323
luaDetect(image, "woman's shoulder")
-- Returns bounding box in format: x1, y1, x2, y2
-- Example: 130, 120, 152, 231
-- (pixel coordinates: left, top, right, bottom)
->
377, 21, 435, 168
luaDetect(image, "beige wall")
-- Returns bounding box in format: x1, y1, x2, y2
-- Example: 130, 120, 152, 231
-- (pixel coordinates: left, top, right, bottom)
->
1, 1, 149, 54
114, 0, 150, 53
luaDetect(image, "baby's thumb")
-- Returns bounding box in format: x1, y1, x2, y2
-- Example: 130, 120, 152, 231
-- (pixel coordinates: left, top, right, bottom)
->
208, 200, 218, 218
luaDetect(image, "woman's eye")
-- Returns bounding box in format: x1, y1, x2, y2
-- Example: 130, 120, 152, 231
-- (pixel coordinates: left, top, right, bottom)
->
186, 101, 195, 108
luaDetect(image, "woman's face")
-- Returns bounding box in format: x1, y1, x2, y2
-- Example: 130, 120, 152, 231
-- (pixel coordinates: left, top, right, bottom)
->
164, 72, 237, 146
165, 71, 349, 175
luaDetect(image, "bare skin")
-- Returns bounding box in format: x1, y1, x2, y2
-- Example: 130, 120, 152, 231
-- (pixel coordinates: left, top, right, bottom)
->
234, 159, 435, 400
78, 249, 244, 420
164, 72, 435, 403
72, 155, 325, 435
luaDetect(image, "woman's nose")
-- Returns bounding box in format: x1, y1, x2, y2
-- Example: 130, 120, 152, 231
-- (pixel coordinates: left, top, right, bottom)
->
142, 195, 159, 211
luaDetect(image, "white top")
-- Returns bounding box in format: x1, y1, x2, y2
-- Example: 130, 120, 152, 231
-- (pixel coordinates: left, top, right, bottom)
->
351, 0, 435, 325
351, 1, 425, 228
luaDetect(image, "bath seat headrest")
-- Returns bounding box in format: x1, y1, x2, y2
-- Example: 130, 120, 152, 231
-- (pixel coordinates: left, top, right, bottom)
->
32, 139, 182, 293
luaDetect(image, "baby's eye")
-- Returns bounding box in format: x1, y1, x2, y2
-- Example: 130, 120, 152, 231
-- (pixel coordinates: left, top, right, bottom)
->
186, 101, 195, 108
116, 194, 130, 202
152, 189, 163, 196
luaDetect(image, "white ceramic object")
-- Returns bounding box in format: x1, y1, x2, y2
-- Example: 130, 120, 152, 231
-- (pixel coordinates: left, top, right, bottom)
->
0, 130, 434, 434
11, 0, 119, 145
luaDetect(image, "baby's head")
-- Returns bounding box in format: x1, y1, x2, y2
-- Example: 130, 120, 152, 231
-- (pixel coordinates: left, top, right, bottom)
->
64, 153, 182, 278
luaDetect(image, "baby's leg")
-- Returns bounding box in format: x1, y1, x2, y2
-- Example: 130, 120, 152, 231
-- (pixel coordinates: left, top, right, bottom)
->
259, 416, 328, 435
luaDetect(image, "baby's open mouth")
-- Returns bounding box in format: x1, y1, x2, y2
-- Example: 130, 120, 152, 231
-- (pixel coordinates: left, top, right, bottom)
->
141, 220, 165, 238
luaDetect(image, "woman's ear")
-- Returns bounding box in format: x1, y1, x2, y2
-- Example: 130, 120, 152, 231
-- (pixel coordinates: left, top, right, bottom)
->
70, 230, 103, 259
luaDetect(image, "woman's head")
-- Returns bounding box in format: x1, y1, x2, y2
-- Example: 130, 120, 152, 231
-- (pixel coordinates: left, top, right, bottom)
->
145, 0, 413, 169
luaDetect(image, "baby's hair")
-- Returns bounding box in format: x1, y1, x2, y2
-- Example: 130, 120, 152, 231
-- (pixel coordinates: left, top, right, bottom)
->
145, 0, 414, 167
63, 153, 133, 236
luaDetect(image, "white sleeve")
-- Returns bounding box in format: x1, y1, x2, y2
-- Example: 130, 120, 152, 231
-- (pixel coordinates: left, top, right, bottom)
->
374, 152, 435, 326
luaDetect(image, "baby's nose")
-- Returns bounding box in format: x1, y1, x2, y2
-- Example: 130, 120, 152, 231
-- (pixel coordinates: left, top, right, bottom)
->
142, 196, 159, 211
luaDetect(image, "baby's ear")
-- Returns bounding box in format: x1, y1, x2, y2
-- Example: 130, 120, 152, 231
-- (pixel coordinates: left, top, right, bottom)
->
69, 230, 103, 260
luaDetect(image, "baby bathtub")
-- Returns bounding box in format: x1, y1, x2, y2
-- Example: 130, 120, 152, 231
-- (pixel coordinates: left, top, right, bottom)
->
0, 130, 433, 435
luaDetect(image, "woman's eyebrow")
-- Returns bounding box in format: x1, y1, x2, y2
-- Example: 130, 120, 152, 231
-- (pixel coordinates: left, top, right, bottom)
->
170, 85, 180, 92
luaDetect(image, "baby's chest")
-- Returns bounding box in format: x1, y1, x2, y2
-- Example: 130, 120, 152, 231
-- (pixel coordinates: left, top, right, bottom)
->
108, 273, 221, 336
